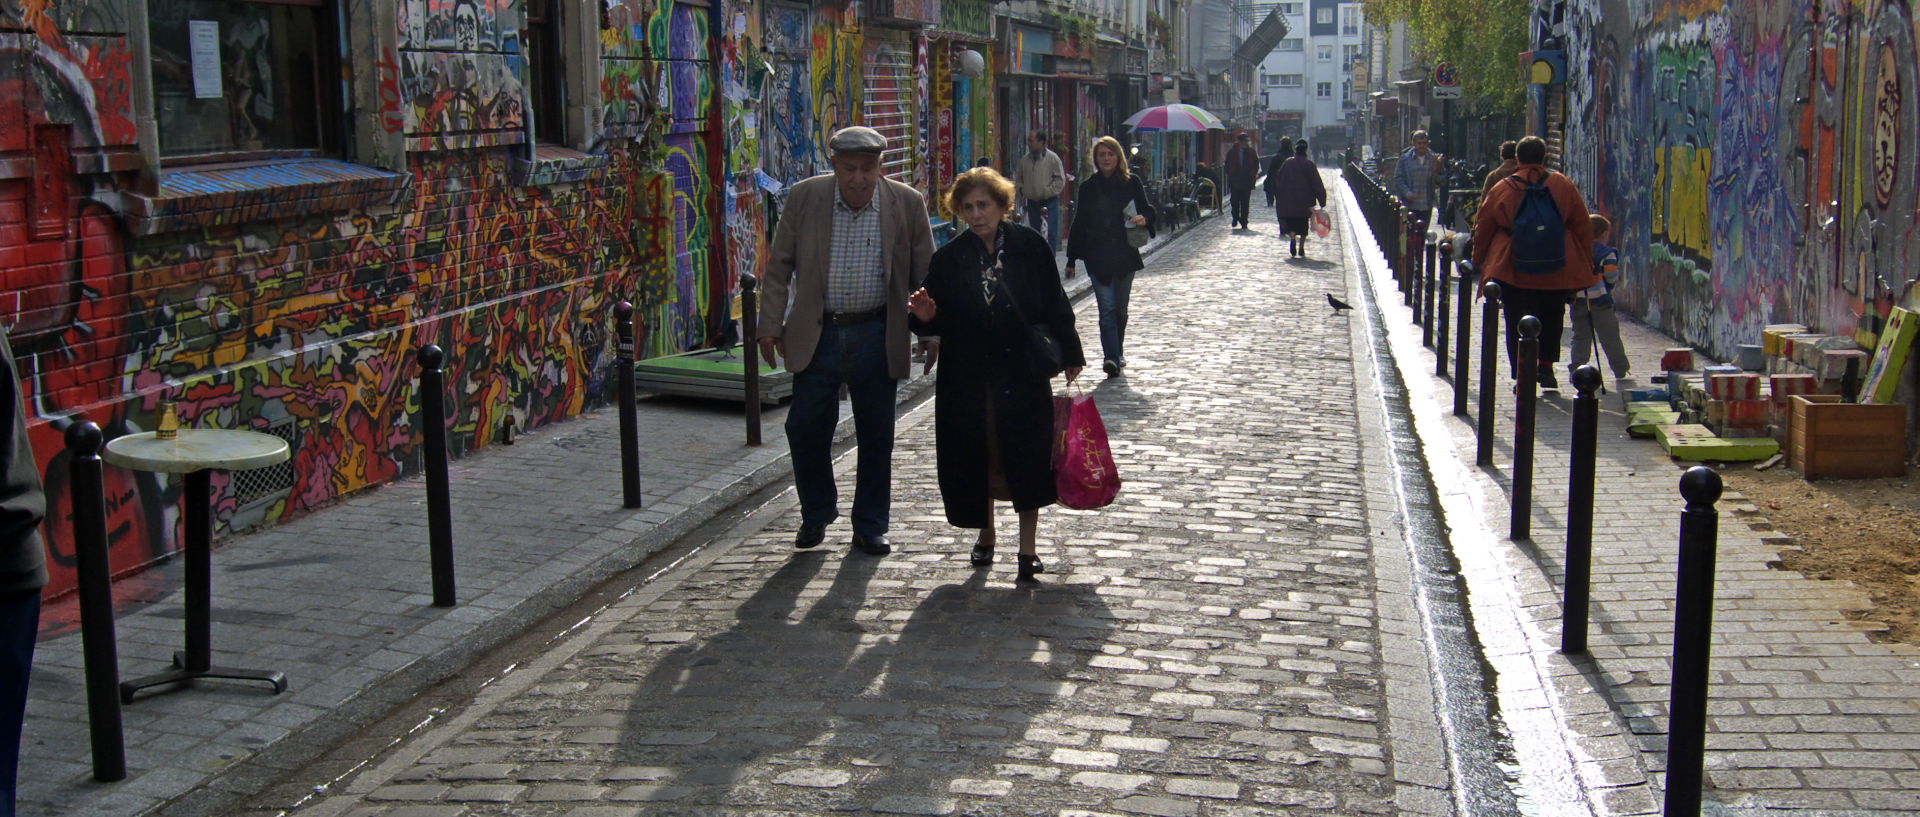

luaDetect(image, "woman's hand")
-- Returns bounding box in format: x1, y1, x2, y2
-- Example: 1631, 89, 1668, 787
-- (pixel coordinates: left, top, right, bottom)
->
1064, 262, 1077, 279
1128, 215, 1147, 227
1064, 366, 1083, 383
907, 287, 937, 322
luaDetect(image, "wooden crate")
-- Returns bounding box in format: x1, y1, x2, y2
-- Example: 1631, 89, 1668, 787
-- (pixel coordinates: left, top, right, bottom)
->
1788, 395, 1907, 479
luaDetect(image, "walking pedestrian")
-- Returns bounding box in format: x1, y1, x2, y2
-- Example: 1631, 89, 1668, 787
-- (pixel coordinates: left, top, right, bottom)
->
1392, 129, 1443, 217
1065, 136, 1156, 378
1471, 135, 1597, 391
1264, 136, 1291, 207
757, 126, 936, 556
1570, 214, 1631, 389
906, 167, 1085, 581
0, 326, 46, 817
1268, 139, 1327, 258
1481, 140, 1519, 197
1014, 131, 1067, 252
1223, 132, 1260, 229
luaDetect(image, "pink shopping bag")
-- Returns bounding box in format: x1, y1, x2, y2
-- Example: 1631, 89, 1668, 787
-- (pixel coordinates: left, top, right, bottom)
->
1053, 393, 1120, 510
1311, 208, 1332, 237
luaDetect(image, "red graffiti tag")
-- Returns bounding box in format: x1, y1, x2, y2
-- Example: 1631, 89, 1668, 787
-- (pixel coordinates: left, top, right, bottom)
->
376, 47, 405, 134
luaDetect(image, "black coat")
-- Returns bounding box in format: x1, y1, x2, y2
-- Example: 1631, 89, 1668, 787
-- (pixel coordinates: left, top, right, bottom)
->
1065, 172, 1156, 284
1269, 157, 1327, 218
912, 223, 1086, 526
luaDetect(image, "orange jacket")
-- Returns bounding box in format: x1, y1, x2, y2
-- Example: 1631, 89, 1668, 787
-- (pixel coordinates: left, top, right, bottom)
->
1471, 165, 1597, 294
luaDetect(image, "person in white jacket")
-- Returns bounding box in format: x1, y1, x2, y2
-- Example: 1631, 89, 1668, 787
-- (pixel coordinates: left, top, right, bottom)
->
1015, 131, 1067, 252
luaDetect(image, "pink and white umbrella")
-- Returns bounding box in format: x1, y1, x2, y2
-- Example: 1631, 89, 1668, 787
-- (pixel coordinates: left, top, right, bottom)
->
1122, 103, 1226, 132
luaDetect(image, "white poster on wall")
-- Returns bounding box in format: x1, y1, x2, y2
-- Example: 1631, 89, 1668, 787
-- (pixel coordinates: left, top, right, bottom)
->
190, 20, 222, 99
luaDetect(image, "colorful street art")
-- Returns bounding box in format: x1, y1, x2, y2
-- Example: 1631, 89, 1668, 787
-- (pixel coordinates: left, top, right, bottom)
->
1562, 0, 1920, 361
811, 5, 862, 158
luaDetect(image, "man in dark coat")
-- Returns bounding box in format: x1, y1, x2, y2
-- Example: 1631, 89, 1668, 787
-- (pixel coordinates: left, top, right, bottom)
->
1223, 132, 1261, 229
0, 327, 46, 817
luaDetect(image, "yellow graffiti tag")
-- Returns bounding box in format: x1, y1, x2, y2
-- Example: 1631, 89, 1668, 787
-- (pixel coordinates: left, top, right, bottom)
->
1653, 145, 1714, 262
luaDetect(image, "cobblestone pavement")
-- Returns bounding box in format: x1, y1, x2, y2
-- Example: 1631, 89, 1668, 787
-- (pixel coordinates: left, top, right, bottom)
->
1337, 182, 1920, 816
209, 205, 1467, 817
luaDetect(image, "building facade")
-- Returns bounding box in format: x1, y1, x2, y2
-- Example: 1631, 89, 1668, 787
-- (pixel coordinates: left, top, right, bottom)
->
1257, 0, 1361, 156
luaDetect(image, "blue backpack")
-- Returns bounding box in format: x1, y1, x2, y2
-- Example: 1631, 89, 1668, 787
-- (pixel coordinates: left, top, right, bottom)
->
1507, 174, 1565, 274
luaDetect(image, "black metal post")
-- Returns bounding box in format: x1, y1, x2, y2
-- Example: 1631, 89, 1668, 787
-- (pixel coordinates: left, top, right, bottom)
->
1477, 282, 1502, 465
417, 346, 455, 607
740, 274, 762, 447
1422, 233, 1438, 347
1401, 208, 1415, 306
1513, 315, 1540, 540
1562, 365, 1601, 654
615, 302, 643, 508
1407, 214, 1422, 314
1455, 261, 1475, 416
1663, 466, 1724, 817
1436, 240, 1453, 376
66, 421, 125, 782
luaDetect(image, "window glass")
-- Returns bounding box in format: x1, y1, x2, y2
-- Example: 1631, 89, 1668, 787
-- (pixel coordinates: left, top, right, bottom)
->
149, 0, 335, 157
1279, 38, 1303, 51
1316, 82, 1332, 97
1279, 74, 1303, 87
1315, 8, 1332, 24
1317, 45, 1332, 61
525, 0, 567, 144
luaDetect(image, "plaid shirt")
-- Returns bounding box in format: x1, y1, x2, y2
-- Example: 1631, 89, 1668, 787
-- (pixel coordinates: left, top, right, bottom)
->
825, 186, 886, 312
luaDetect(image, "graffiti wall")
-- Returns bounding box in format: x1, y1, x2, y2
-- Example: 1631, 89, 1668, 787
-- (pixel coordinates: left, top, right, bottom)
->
1561, 0, 1920, 360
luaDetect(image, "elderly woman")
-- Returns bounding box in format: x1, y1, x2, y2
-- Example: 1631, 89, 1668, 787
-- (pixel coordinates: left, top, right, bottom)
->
1270, 139, 1327, 258
1065, 136, 1155, 378
908, 168, 1085, 581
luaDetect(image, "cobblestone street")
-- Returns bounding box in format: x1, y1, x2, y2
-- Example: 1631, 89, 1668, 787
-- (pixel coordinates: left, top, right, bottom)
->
225, 198, 1462, 817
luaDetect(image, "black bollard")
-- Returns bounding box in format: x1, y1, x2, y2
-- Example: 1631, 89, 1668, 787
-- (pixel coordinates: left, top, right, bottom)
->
740, 274, 763, 447
1663, 466, 1724, 817
417, 346, 455, 607
66, 421, 125, 782
1436, 240, 1453, 376
1562, 365, 1601, 654
1401, 209, 1416, 306
1455, 260, 1475, 416
1476, 282, 1502, 465
1422, 232, 1437, 347
1512, 315, 1540, 540
614, 302, 643, 508
1407, 214, 1423, 314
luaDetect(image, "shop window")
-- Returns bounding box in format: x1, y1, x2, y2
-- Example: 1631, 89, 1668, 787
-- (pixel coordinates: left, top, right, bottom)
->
524, 0, 569, 145
148, 0, 341, 161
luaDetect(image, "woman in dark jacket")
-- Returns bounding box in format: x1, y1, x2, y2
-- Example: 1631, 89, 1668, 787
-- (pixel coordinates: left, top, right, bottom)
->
1270, 139, 1327, 258
908, 168, 1085, 581
1064, 136, 1155, 378
1262, 136, 1292, 207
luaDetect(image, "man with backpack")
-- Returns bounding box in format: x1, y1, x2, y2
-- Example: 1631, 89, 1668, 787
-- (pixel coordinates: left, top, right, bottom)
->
1471, 135, 1596, 391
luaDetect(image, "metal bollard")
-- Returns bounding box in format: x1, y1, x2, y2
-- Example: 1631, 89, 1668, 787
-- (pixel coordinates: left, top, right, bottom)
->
66, 421, 125, 781
1562, 365, 1602, 654
740, 274, 763, 447
1663, 466, 1724, 817
1476, 282, 1502, 465
1407, 215, 1422, 313
1401, 209, 1415, 305
417, 346, 455, 607
614, 302, 643, 508
1436, 241, 1453, 376
1422, 232, 1438, 346
1455, 260, 1475, 416
1512, 315, 1540, 540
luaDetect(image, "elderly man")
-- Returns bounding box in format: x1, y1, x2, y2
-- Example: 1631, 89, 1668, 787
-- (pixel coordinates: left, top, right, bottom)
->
758, 126, 936, 556
1014, 131, 1067, 252
1392, 129, 1443, 216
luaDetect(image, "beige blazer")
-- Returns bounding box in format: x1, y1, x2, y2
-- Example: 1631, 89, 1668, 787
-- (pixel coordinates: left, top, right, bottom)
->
757, 174, 935, 379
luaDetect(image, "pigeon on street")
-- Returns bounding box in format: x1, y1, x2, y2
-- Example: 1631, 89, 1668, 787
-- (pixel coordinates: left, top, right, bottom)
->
1327, 294, 1354, 312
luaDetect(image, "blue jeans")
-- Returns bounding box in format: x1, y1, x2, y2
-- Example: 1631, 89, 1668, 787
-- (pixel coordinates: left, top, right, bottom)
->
1089, 269, 1136, 364
1025, 198, 1060, 253
0, 590, 39, 817
786, 320, 897, 538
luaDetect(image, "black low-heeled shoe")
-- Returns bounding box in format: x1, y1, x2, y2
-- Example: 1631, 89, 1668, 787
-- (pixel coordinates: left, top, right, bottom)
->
970, 542, 994, 568
1016, 553, 1045, 581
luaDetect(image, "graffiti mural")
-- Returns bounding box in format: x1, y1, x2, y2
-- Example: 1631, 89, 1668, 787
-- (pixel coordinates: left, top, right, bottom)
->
811, 4, 862, 157
1562, 0, 1920, 360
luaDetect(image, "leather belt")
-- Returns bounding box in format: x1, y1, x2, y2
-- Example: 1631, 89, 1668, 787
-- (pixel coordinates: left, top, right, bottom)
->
823, 306, 886, 327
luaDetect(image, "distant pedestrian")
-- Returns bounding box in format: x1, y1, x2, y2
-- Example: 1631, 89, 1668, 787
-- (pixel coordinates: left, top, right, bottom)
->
1481, 140, 1519, 197
975, 156, 992, 168
1570, 214, 1630, 387
758, 126, 936, 556
1014, 131, 1067, 252
1471, 135, 1597, 391
907, 167, 1085, 581
0, 326, 46, 817
1066, 136, 1156, 378
1262, 150, 1286, 209
1268, 139, 1327, 258
1223, 132, 1261, 229
1392, 130, 1443, 216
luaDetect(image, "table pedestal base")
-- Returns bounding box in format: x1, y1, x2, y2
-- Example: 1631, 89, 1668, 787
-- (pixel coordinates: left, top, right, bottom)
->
119, 651, 288, 703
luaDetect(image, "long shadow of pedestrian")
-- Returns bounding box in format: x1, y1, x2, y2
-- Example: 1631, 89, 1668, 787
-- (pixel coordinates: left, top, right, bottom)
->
612, 550, 881, 810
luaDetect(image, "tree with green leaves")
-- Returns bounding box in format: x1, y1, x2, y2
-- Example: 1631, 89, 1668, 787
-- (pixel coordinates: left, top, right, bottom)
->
1361, 0, 1530, 114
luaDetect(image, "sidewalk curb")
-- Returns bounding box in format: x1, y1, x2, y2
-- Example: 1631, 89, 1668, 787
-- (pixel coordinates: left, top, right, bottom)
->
155, 213, 1208, 816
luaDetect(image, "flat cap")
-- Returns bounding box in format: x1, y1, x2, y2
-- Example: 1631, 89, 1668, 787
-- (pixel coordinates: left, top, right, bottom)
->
828, 126, 887, 155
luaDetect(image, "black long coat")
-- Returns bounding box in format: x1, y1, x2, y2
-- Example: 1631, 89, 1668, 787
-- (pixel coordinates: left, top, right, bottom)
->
911, 223, 1086, 528
1065, 171, 1156, 284
1269, 156, 1327, 218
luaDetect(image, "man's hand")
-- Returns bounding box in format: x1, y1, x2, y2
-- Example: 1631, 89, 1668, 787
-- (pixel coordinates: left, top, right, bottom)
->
1064, 262, 1077, 279
758, 337, 784, 368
